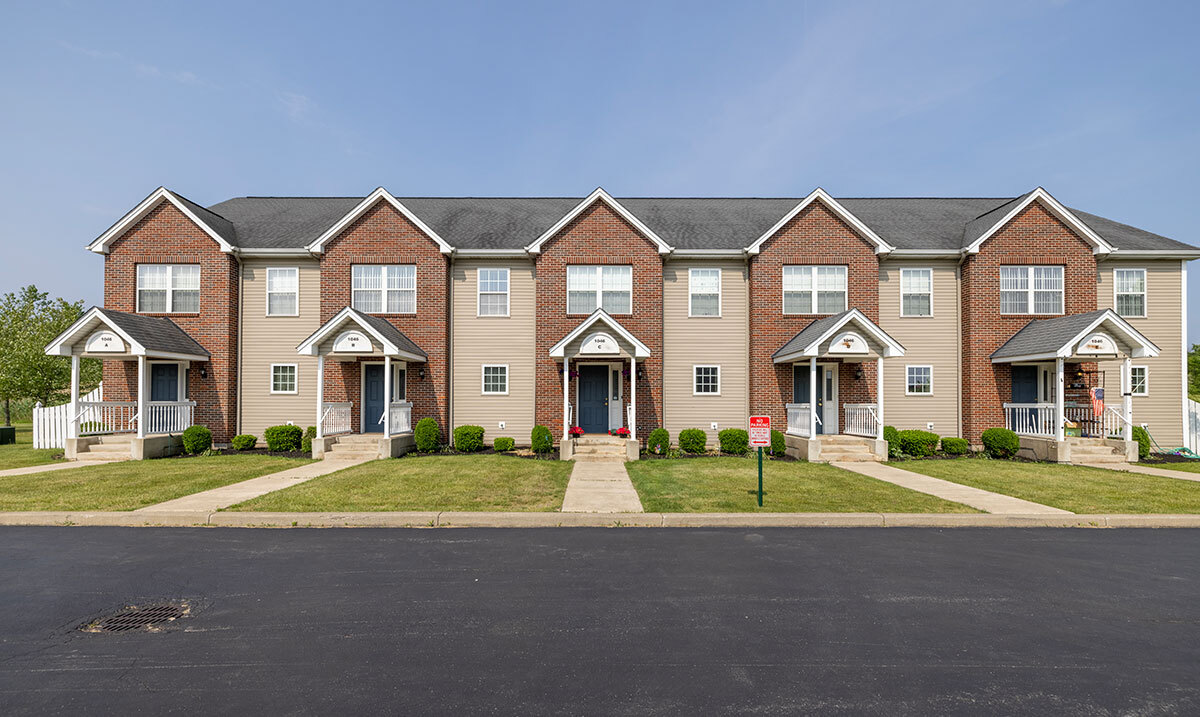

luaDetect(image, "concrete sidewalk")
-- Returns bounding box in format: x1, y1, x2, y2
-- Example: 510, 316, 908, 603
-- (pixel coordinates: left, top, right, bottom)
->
833, 461, 1072, 515
0, 459, 125, 478
135, 457, 371, 513
1080, 462, 1200, 483
560, 460, 644, 513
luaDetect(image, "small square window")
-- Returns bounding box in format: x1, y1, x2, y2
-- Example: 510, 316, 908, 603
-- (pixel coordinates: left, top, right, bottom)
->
482, 365, 508, 395
693, 365, 720, 395
1130, 366, 1148, 396
906, 366, 932, 395
271, 364, 297, 394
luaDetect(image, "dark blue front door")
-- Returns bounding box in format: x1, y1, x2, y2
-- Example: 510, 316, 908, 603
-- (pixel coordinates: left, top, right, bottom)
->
1011, 365, 1038, 403
363, 364, 385, 433
793, 364, 825, 434
578, 365, 608, 434
150, 364, 178, 402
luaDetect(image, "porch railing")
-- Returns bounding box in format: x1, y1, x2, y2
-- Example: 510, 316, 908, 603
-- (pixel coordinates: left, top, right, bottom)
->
1063, 405, 1123, 438
388, 401, 413, 434
144, 400, 196, 435
321, 402, 352, 436
75, 400, 136, 437
626, 404, 635, 438
786, 403, 813, 437
844, 403, 879, 438
1003, 403, 1056, 438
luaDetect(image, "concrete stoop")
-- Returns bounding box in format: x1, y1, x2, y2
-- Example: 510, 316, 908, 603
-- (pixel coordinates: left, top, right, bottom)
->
785, 433, 887, 463
560, 435, 639, 462
65, 434, 133, 462
1018, 435, 1136, 464
314, 433, 415, 461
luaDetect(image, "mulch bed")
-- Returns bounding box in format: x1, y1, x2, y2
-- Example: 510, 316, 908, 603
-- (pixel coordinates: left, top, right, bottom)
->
1142, 452, 1200, 465
640, 452, 797, 462
400, 448, 558, 461
162, 448, 311, 460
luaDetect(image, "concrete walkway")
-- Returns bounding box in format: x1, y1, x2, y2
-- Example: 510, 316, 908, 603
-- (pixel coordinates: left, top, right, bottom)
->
135, 457, 372, 513
561, 460, 643, 513
833, 461, 1072, 515
0, 459, 126, 478
1080, 462, 1200, 483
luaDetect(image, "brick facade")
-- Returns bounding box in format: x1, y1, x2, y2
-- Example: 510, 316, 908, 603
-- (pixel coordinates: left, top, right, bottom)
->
317, 201, 449, 434
747, 201, 881, 431
533, 202, 664, 441
960, 201, 1098, 442
101, 202, 239, 442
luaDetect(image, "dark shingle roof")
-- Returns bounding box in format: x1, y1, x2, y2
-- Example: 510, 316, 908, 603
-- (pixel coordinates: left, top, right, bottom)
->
772, 311, 853, 359
990, 310, 1109, 360
173, 192, 237, 246
347, 309, 428, 360
99, 308, 210, 358
202, 194, 1196, 254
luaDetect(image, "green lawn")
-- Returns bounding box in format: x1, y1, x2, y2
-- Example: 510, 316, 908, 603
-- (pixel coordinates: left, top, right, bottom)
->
626, 457, 978, 513
0, 455, 311, 511
229, 455, 574, 512
0, 423, 63, 471
1144, 460, 1200, 474
891, 458, 1200, 513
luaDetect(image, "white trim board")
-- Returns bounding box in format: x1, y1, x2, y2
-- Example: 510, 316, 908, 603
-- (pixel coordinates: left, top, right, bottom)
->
745, 188, 894, 256
548, 308, 651, 359
306, 187, 454, 255
524, 188, 674, 255
965, 187, 1113, 256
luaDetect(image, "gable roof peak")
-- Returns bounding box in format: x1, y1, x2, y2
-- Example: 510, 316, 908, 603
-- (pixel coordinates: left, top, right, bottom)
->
305, 187, 454, 255
524, 187, 674, 255
744, 188, 895, 256
87, 186, 237, 255
963, 186, 1113, 256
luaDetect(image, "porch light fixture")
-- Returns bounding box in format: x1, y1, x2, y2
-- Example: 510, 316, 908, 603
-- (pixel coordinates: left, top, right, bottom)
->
854, 366, 864, 381
637, 365, 646, 381
418, 366, 426, 380
199, 366, 207, 379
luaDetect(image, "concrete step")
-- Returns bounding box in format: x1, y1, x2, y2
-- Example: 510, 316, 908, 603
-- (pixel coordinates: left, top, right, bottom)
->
325, 450, 379, 460
1075, 453, 1126, 463
573, 455, 628, 463
573, 445, 627, 454
573, 436, 628, 446
335, 435, 382, 445
74, 453, 125, 462
819, 451, 878, 462
85, 443, 129, 453
96, 434, 134, 444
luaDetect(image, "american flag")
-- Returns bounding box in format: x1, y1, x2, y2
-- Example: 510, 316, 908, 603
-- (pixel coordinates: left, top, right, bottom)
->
1090, 387, 1105, 418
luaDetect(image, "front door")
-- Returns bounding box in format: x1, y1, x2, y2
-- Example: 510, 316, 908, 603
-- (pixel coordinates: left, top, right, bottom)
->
148, 364, 179, 435
363, 364, 385, 433
793, 364, 826, 435
578, 365, 609, 433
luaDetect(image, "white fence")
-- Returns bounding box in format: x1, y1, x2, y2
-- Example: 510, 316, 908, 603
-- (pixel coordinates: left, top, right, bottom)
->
844, 403, 879, 438
321, 402, 352, 437
1188, 399, 1200, 453
388, 401, 413, 434
1003, 402, 1056, 438
32, 385, 102, 449
786, 403, 813, 437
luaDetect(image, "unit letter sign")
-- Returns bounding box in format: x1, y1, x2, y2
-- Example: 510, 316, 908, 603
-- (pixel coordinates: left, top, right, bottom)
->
749, 415, 771, 447
1078, 333, 1117, 356
85, 330, 122, 353
332, 330, 371, 354
580, 332, 619, 355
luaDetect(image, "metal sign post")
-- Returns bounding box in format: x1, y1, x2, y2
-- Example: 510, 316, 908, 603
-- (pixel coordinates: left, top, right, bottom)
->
749, 416, 770, 507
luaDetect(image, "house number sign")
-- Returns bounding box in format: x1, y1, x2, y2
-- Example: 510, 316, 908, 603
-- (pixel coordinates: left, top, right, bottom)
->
580, 332, 619, 355
332, 330, 371, 354
85, 330, 123, 353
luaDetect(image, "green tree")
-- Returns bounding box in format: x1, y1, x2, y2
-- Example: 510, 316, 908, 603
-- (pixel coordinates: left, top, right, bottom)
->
0, 286, 100, 425
1190, 343, 1200, 402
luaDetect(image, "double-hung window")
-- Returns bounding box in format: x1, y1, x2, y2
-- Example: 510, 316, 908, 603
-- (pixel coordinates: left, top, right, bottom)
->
906, 365, 932, 395
899, 268, 933, 317
352, 265, 415, 314
266, 267, 299, 316
1114, 269, 1146, 318
482, 365, 508, 395
688, 268, 721, 317
477, 268, 510, 316
693, 365, 720, 395
270, 364, 298, 394
783, 266, 846, 314
1000, 266, 1063, 315
567, 265, 631, 314
137, 264, 199, 313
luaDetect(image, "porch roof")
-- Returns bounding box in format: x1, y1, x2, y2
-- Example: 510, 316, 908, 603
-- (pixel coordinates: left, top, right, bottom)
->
44, 307, 210, 361
990, 309, 1160, 363
772, 309, 905, 363
296, 307, 428, 361
548, 308, 651, 359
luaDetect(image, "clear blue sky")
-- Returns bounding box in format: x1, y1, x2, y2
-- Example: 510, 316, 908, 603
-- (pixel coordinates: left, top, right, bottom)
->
2, 1, 1197, 340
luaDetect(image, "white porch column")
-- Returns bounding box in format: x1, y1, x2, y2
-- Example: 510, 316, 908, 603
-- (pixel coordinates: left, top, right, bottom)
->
68, 354, 80, 440
1055, 358, 1065, 442
1123, 356, 1133, 442
315, 354, 325, 439
809, 357, 818, 438
875, 356, 884, 441
136, 355, 147, 439
383, 355, 392, 438
562, 357, 569, 439
630, 357, 637, 441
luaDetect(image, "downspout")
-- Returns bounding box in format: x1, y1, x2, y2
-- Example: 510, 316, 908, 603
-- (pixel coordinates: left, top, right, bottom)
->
447, 252, 454, 434
956, 251, 967, 440
236, 253, 244, 438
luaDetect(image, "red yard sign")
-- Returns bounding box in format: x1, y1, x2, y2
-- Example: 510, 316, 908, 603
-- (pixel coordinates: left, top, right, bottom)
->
749, 415, 771, 447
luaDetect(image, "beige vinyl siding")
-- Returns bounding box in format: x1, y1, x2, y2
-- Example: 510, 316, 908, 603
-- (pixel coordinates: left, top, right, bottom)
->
239, 258, 320, 439
1097, 260, 1185, 446
878, 259, 961, 436
451, 260, 535, 444
663, 259, 749, 443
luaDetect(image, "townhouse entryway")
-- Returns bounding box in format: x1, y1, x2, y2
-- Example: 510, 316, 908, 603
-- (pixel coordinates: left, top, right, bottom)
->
577, 365, 609, 433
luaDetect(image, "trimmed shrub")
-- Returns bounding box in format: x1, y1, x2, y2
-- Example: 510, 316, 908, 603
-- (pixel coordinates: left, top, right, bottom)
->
898, 429, 940, 458
453, 425, 485, 452
415, 417, 440, 453
981, 427, 1019, 459
301, 425, 316, 453
647, 428, 671, 455
941, 437, 969, 455
531, 425, 553, 454
181, 425, 212, 454
230, 434, 257, 451
883, 425, 901, 459
718, 428, 749, 455
678, 428, 707, 454
770, 429, 786, 457
264, 424, 303, 452
1132, 425, 1151, 460
493, 436, 515, 452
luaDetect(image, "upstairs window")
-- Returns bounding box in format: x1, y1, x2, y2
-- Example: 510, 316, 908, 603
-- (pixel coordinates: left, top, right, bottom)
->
1000, 266, 1062, 315
266, 267, 299, 316
688, 268, 721, 317
137, 264, 199, 313
567, 265, 631, 314
899, 268, 932, 317
783, 265, 846, 314
352, 265, 415, 314
477, 268, 510, 316
1114, 269, 1146, 318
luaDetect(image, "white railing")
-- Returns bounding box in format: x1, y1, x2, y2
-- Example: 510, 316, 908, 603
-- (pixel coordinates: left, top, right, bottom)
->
844, 403, 879, 438
76, 400, 137, 437
33, 384, 102, 448
321, 402, 352, 436
1064, 405, 1127, 438
388, 401, 413, 434
786, 403, 812, 437
567, 403, 573, 430
627, 404, 635, 438
144, 400, 196, 435
1003, 402, 1056, 437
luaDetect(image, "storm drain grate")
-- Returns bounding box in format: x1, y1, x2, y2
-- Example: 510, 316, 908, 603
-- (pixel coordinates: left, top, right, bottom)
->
80, 602, 187, 633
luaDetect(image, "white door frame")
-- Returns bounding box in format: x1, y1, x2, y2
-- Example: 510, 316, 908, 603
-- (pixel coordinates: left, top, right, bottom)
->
575, 360, 624, 432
